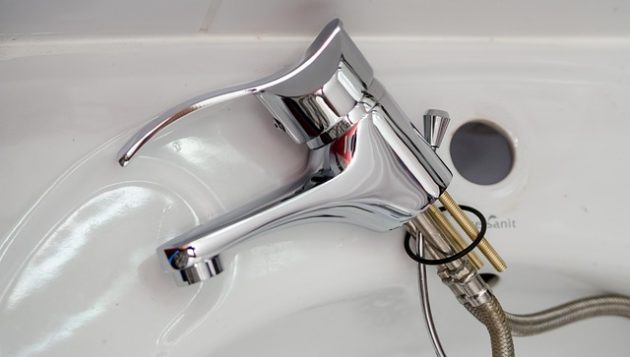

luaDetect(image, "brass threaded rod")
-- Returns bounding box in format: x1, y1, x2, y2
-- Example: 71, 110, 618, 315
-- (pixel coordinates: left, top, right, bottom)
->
438, 191, 507, 272
426, 205, 484, 270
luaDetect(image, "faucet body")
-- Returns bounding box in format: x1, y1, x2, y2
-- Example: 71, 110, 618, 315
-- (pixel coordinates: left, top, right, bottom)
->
118, 19, 452, 285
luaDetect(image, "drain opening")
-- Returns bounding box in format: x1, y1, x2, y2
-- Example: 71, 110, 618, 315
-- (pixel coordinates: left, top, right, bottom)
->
449, 121, 514, 185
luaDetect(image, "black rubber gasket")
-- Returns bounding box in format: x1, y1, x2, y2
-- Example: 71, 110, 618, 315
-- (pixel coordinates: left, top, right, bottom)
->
404, 205, 487, 265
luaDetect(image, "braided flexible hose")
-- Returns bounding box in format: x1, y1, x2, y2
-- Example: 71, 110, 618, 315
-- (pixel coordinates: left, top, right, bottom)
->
506, 294, 630, 337
465, 295, 515, 357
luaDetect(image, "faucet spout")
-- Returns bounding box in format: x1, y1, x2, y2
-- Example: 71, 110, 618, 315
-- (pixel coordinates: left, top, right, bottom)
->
160, 88, 451, 284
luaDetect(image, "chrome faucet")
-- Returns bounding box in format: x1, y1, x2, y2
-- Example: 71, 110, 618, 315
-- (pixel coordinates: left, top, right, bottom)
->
117, 19, 452, 285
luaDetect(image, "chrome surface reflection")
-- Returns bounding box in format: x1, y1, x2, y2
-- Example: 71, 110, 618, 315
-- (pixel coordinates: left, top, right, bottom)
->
117, 19, 372, 165
118, 19, 452, 285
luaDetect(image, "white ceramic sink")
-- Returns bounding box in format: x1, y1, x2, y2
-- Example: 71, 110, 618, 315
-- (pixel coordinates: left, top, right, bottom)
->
2, 33, 630, 356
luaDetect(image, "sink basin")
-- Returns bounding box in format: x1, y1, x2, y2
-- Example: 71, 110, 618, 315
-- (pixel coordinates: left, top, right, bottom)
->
2, 33, 630, 356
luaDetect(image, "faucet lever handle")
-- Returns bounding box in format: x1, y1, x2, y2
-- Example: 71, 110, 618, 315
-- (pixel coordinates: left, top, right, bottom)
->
117, 19, 374, 167
117, 85, 254, 166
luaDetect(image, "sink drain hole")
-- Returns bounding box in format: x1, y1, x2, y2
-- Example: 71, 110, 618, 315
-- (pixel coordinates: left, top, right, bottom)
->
449, 121, 514, 185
